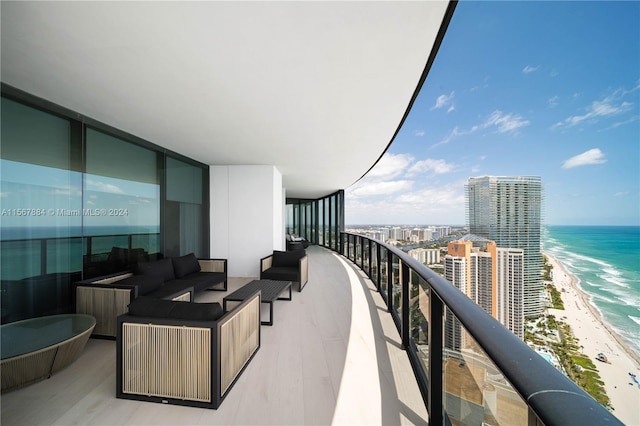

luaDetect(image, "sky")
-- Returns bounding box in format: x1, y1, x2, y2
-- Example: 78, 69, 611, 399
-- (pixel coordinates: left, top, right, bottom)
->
345, 1, 639, 226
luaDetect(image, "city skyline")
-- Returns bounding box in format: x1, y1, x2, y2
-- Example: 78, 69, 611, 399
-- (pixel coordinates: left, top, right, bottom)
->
345, 1, 639, 226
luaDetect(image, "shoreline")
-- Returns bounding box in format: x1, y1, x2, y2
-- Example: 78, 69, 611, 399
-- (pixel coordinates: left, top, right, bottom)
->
544, 251, 640, 425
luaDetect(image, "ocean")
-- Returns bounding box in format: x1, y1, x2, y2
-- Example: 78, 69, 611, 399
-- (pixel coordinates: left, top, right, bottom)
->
543, 226, 640, 357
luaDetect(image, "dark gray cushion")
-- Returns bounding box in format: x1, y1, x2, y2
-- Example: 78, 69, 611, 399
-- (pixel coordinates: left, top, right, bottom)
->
117, 275, 164, 296
128, 297, 224, 321
172, 253, 201, 278
137, 258, 175, 282
271, 250, 305, 267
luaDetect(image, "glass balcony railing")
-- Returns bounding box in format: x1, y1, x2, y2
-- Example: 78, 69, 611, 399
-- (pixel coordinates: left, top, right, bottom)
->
338, 232, 622, 426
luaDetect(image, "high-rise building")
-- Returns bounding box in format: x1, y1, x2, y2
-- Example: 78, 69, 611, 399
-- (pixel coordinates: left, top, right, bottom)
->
496, 248, 525, 339
445, 237, 524, 339
466, 176, 543, 318
443, 255, 466, 351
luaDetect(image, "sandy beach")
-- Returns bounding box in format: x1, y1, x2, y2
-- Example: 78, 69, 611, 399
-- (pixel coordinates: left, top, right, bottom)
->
545, 252, 640, 425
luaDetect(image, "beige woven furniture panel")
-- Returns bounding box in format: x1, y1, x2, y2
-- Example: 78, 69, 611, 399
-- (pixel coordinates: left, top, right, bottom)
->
76, 286, 131, 337
219, 293, 261, 394
122, 324, 212, 402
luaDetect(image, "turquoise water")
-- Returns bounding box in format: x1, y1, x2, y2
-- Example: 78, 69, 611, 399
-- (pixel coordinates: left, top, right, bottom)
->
543, 226, 640, 357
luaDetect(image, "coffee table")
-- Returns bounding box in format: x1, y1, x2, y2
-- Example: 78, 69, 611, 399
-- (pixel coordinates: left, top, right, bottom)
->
223, 279, 292, 326
1, 314, 96, 392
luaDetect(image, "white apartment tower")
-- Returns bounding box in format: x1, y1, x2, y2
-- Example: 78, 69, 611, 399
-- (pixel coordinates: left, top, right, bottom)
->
497, 248, 525, 339
443, 255, 465, 351
466, 176, 543, 318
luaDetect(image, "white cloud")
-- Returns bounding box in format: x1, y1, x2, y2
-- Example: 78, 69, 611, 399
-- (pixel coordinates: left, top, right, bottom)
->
483, 110, 530, 133
562, 148, 607, 169
522, 65, 539, 74
548, 95, 560, 108
614, 191, 629, 197
365, 153, 413, 180
431, 91, 455, 111
414, 130, 425, 137
345, 181, 467, 225
447, 105, 455, 113
555, 88, 635, 128
434, 110, 529, 147
407, 158, 456, 176
601, 115, 639, 131
348, 180, 413, 198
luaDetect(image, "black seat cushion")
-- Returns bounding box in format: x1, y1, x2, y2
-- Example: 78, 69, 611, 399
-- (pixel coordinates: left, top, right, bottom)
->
128, 297, 224, 321
137, 258, 175, 282
179, 272, 226, 292
172, 253, 201, 278
261, 266, 298, 282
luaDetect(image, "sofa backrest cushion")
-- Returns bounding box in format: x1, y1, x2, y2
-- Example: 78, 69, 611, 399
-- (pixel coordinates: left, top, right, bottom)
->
172, 253, 201, 278
137, 258, 175, 282
128, 297, 224, 321
118, 275, 164, 296
271, 249, 305, 267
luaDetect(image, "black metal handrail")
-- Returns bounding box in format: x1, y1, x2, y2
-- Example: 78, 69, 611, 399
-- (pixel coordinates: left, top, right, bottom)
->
338, 232, 622, 426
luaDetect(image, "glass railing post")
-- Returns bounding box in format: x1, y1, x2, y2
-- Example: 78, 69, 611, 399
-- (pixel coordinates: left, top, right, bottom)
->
428, 290, 443, 426
386, 249, 393, 310
367, 241, 372, 278
401, 261, 410, 349
376, 242, 381, 291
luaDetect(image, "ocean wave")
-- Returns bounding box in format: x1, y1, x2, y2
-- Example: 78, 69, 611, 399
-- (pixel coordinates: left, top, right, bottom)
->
589, 291, 618, 305
599, 286, 640, 308
565, 251, 612, 269
602, 267, 622, 277
598, 273, 630, 289
609, 324, 640, 357
629, 316, 640, 327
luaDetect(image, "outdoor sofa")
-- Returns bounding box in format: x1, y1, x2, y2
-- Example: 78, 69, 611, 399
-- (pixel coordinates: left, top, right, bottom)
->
75, 252, 227, 338
116, 291, 261, 409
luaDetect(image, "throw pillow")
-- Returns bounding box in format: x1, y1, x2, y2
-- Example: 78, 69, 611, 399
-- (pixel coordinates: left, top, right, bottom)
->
137, 257, 176, 282
272, 249, 304, 267
172, 253, 201, 278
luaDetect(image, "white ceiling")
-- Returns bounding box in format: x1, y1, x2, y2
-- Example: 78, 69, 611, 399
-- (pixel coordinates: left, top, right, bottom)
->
1, 1, 452, 198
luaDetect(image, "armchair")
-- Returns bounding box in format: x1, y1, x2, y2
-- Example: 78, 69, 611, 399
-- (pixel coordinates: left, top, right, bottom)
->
116, 291, 261, 409
260, 250, 308, 291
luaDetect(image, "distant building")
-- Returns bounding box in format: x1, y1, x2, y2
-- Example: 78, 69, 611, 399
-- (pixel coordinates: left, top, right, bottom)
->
443, 255, 466, 351
445, 236, 524, 339
408, 248, 440, 264
466, 176, 543, 319
496, 248, 524, 339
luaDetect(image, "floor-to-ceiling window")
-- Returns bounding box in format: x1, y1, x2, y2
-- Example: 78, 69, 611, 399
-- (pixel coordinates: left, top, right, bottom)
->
286, 190, 344, 251
1, 97, 80, 323
0, 91, 208, 324
83, 128, 161, 276
164, 156, 207, 258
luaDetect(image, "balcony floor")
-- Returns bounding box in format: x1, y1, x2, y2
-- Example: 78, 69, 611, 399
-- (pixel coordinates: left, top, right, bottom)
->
1, 246, 428, 425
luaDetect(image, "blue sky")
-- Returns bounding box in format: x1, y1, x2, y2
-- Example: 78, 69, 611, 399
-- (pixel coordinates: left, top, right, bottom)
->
345, 1, 639, 226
